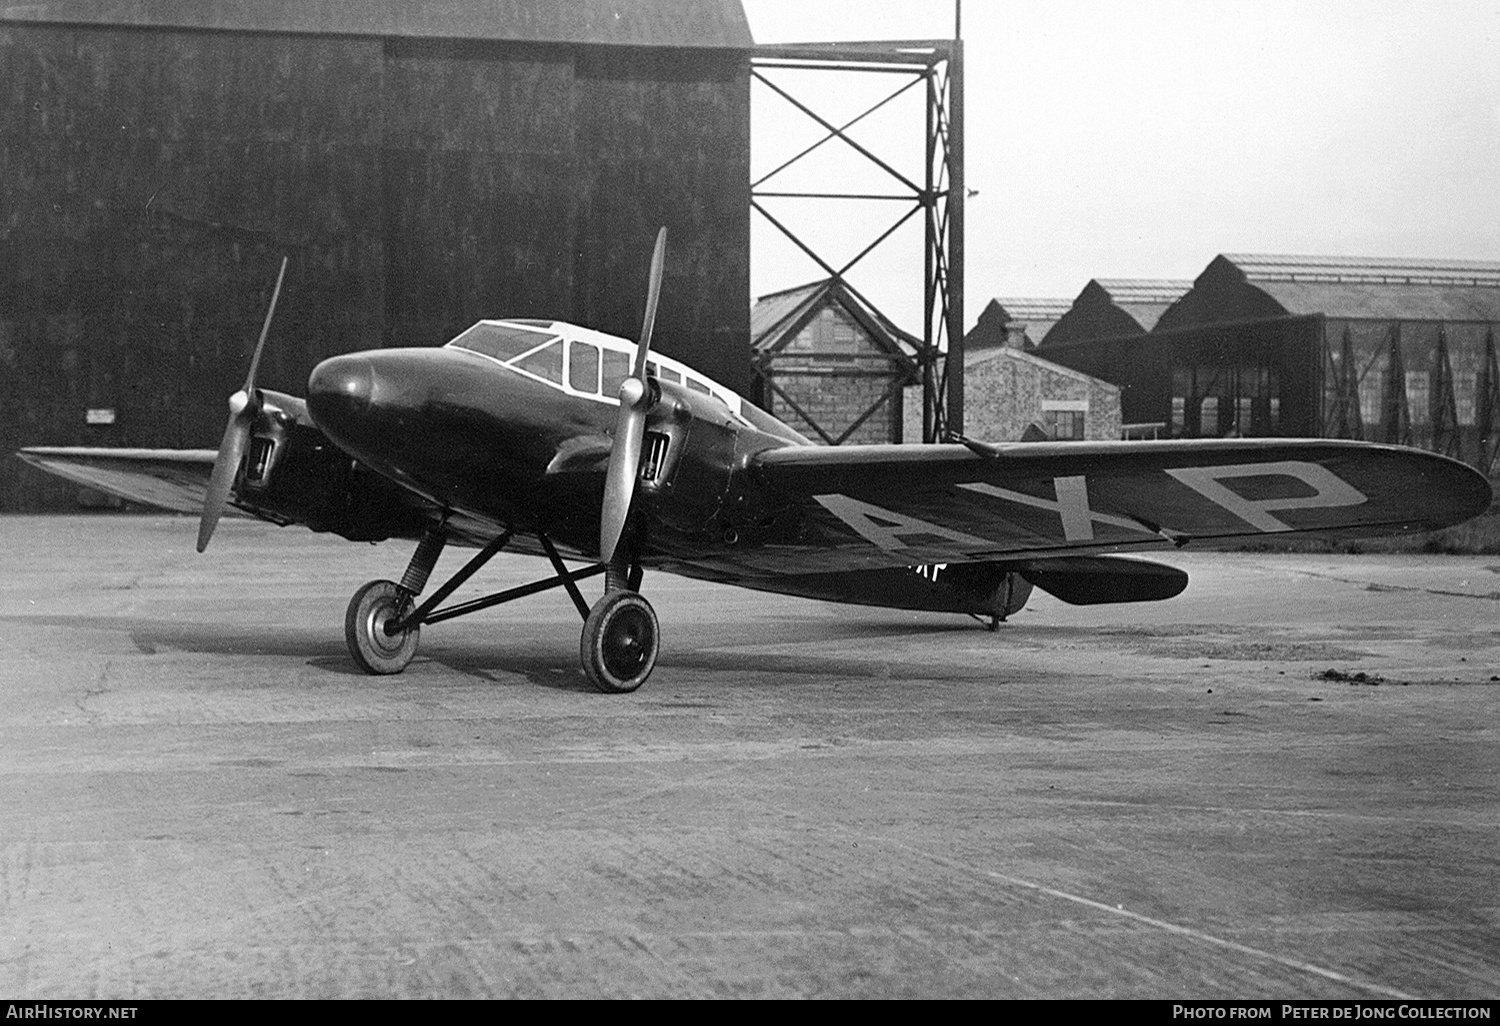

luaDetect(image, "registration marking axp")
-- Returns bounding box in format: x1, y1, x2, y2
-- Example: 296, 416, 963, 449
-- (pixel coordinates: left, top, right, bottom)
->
816, 461, 1368, 552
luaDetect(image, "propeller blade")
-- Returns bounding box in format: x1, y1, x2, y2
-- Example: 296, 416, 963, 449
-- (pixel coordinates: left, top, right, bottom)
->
600, 229, 667, 566
196, 393, 253, 553
196, 256, 288, 553
631, 227, 667, 379
243, 256, 288, 393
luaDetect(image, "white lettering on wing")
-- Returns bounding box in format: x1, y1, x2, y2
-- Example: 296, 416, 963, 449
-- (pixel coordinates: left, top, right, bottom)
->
813, 494, 992, 553
958, 476, 1157, 542
1165, 461, 1367, 532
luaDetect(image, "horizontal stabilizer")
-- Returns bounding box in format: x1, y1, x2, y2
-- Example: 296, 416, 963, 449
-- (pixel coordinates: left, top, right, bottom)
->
1013, 556, 1189, 605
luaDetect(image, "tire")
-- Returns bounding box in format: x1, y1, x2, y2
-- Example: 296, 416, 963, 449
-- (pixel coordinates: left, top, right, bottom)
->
580, 591, 659, 694
345, 579, 420, 675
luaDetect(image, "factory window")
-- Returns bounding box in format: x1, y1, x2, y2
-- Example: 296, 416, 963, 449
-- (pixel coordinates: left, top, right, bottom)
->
1042, 400, 1088, 440
1045, 410, 1085, 440
568, 341, 600, 394
1359, 370, 1384, 425
1406, 370, 1430, 425
1457, 371, 1477, 426
1199, 397, 1219, 436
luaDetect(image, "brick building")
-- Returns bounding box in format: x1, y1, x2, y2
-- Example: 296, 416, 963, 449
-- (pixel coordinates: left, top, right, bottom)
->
750, 280, 918, 445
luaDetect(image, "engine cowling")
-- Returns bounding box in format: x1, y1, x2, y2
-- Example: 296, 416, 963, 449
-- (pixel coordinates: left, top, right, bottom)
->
634, 379, 740, 548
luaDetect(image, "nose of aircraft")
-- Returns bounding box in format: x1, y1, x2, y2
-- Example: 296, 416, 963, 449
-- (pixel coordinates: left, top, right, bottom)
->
308, 354, 374, 408
307, 352, 379, 436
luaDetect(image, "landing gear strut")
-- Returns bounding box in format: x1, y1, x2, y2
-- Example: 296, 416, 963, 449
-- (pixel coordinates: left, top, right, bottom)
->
341, 526, 657, 692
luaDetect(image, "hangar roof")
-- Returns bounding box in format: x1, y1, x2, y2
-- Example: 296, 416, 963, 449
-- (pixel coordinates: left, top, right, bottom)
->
1153, 254, 1500, 329
992, 297, 1073, 323
1038, 278, 1192, 348
964, 297, 1071, 352
0, 0, 754, 49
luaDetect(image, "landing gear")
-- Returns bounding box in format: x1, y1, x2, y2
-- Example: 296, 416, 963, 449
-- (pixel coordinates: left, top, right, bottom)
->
345, 579, 421, 675
581, 590, 659, 694
341, 526, 660, 690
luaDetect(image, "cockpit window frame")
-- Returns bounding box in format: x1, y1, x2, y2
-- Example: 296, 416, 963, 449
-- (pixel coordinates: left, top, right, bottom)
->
444, 319, 752, 426
446, 322, 560, 364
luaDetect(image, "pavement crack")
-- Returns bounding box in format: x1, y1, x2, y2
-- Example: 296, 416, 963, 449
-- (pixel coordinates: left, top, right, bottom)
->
1286, 568, 1500, 603
75, 664, 111, 724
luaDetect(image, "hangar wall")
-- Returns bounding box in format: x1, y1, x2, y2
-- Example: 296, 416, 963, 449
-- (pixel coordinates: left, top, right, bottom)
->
0, 11, 750, 511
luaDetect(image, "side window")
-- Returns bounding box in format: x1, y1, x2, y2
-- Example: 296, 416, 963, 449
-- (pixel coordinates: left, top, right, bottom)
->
512, 340, 563, 384
647, 360, 681, 384
568, 341, 600, 394
686, 378, 711, 396
602, 349, 632, 397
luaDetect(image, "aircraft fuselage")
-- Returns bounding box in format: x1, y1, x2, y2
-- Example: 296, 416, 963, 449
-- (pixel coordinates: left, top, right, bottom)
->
304, 325, 798, 563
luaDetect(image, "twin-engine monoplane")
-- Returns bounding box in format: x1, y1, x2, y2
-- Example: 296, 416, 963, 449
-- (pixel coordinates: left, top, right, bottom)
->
19, 231, 1493, 691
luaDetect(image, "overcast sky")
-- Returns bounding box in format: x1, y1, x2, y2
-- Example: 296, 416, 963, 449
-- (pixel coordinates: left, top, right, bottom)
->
740, 0, 1500, 330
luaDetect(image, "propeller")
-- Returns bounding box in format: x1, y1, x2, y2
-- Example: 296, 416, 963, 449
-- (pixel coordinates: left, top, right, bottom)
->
599, 227, 667, 568
196, 255, 288, 553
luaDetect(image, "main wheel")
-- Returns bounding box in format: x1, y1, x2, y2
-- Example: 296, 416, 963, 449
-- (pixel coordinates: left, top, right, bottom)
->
345, 579, 420, 675
581, 591, 659, 694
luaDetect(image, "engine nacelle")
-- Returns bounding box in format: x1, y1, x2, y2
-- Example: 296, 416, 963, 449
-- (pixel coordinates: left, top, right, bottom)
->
636, 379, 740, 547
235, 390, 431, 542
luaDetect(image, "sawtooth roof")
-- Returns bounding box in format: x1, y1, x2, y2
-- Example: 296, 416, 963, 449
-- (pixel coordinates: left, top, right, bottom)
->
992, 297, 1073, 323
1039, 278, 1193, 347
0, 0, 755, 48
1156, 254, 1500, 329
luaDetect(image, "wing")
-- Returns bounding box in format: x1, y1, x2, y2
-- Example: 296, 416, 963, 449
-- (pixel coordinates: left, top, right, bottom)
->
17, 447, 221, 514
745, 437, 1492, 571
17, 440, 532, 552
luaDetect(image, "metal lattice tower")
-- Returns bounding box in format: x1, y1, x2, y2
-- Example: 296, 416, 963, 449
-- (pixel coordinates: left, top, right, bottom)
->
751, 32, 964, 443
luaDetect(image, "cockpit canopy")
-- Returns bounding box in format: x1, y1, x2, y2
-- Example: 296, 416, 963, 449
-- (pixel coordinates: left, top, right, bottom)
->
446, 319, 744, 416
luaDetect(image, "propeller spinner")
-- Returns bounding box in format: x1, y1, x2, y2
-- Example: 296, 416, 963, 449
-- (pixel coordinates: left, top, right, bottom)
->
599, 227, 667, 567
196, 256, 288, 553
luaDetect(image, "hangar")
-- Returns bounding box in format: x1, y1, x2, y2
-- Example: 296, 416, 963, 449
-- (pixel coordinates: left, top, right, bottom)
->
964, 297, 1072, 352
0, 0, 752, 509
1040, 278, 1192, 347
1040, 255, 1500, 468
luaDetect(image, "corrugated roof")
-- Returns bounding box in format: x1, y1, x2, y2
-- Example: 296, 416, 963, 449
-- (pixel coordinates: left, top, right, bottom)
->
1092, 279, 1194, 306
993, 297, 1072, 322
1226, 254, 1500, 288
1251, 281, 1500, 322
751, 278, 919, 358
1223, 255, 1500, 322
0, 0, 755, 48
1086, 278, 1193, 333
750, 282, 821, 344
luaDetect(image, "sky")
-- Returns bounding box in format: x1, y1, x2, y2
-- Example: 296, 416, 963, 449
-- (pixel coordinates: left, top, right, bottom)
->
739, 0, 1500, 332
